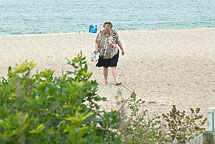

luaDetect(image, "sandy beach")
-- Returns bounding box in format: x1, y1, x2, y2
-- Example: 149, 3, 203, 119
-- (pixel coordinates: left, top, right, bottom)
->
0, 28, 215, 121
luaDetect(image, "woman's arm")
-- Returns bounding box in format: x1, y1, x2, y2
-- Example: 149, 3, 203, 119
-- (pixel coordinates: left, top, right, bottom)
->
118, 41, 124, 56
95, 43, 99, 53
95, 31, 101, 53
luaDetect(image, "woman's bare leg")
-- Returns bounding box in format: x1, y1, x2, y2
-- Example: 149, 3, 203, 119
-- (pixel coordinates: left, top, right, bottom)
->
112, 67, 120, 84
103, 67, 108, 84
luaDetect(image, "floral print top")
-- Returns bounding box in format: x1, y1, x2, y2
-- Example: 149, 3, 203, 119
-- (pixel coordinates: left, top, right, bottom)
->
95, 29, 120, 59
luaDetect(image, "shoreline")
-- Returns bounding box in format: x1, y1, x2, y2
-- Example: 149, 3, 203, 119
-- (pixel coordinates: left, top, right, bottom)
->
0, 27, 214, 37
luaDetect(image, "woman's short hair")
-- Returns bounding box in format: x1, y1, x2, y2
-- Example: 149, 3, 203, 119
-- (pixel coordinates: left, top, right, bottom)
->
103, 21, 113, 28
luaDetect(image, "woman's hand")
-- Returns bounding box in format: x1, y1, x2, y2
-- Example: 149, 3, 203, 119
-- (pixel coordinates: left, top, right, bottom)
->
118, 41, 124, 56
94, 49, 98, 53
121, 49, 125, 56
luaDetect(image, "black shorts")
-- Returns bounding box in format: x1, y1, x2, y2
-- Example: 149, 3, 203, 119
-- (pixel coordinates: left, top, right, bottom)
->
96, 52, 119, 68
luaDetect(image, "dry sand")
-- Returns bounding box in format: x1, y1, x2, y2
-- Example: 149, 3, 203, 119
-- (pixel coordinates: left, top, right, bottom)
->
0, 28, 215, 123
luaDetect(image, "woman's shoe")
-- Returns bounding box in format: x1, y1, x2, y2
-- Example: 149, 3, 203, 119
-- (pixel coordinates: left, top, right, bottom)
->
115, 82, 122, 86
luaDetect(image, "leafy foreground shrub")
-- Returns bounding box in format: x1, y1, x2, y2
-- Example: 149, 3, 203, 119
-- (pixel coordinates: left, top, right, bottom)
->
0, 52, 121, 144
162, 105, 207, 143
120, 92, 169, 144
120, 92, 207, 144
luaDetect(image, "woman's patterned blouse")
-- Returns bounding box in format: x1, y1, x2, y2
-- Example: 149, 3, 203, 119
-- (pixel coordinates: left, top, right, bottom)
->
95, 29, 120, 59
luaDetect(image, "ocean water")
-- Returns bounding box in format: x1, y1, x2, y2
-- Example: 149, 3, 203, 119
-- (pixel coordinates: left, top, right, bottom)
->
0, 0, 215, 35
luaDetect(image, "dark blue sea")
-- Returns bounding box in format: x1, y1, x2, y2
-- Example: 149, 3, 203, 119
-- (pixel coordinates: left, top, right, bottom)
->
0, 0, 215, 35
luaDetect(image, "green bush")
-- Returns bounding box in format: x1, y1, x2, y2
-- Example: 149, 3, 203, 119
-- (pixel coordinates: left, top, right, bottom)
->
120, 92, 170, 144
0, 52, 121, 144
162, 105, 207, 143
118, 91, 206, 144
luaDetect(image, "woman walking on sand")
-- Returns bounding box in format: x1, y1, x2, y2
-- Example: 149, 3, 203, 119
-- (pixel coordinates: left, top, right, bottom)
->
94, 21, 124, 85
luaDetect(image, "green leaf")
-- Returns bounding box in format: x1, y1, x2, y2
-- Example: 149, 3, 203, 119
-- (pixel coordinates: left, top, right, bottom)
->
29, 124, 44, 134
